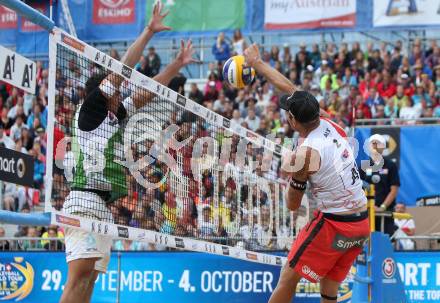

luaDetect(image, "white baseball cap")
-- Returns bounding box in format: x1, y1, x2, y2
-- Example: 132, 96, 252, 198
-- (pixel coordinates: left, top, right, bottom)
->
369, 134, 386, 147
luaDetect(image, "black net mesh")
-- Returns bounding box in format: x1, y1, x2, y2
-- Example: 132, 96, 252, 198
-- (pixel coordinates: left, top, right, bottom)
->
51, 42, 295, 251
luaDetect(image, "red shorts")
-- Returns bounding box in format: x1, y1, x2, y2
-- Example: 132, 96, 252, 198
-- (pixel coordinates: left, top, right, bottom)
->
287, 210, 370, 283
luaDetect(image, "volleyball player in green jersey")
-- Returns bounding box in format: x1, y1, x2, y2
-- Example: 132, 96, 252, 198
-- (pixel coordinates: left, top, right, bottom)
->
60, 3, 198, 303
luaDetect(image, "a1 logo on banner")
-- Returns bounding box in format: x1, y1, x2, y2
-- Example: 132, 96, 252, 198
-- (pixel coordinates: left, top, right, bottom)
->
92, 0, 135, 24
0, 46, 36, 94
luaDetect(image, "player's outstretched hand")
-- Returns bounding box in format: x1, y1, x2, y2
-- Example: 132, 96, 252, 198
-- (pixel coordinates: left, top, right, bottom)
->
244, 43, 261, 67
176, 40, 201, 66
148, 1, 172, 33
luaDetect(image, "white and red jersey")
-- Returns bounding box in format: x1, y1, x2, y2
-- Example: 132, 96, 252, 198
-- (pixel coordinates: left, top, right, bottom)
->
298, 118, 367, 213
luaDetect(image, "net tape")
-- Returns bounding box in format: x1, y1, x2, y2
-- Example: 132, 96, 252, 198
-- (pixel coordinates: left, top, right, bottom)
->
47, 29, 309, 266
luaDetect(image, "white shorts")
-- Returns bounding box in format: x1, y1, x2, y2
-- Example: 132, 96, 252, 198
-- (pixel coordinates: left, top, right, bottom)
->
63, 190, 114, 273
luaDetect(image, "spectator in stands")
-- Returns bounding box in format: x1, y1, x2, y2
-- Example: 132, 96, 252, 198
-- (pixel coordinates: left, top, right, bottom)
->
145, 46, 161, 77
0, 227, 10, 250
29, 147, 45, 188
10, 115, 27, 141
204, 80, 219, 102
232, 29, 246, 55
368, 49, 384, 72
198, 205, 216, 238
41, 225, 64, 250
0, 125, 14, 149
365, 87, 385, 118
360, 134, 399, 237
21, 226, 42, 250
400, 96, 422, 122
394, 203, 416, 250
212, 32, 231, 64
188, 83, 203, 105
244, 108, 260, 132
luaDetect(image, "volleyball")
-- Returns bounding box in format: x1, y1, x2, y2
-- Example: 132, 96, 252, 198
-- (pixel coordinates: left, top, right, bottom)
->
222, 55, 256, 89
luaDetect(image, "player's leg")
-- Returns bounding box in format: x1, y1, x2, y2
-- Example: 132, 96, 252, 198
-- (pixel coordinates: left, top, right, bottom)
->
268, 263, 303, 303
319, 277, 340, 303
84, 270, 100, 303
60, 258, 98, 303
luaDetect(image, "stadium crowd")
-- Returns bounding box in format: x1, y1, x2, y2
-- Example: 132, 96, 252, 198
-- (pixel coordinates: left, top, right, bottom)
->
1, 34, 438, 251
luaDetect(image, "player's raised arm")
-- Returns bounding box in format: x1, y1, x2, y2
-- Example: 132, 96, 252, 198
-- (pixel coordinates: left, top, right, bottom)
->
132, 40, 199, 109
243, 43, 297, 95
102, 1, 171, 95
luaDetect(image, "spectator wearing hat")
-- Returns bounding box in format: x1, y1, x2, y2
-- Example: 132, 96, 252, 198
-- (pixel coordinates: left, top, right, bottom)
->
360, 134, 399, 236
399, 73, 415, 97
204, 80, 219, 102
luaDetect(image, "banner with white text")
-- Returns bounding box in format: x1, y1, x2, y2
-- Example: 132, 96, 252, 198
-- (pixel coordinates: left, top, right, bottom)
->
0, 251, 437, 302
264, 0, 357, 30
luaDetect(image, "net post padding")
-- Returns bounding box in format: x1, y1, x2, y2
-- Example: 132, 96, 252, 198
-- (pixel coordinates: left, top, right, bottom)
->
47, 29, 295, 267
0, 210, 51, 226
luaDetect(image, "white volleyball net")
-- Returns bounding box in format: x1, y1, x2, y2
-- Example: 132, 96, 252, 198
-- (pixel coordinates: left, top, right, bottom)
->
46, 29, 309, 265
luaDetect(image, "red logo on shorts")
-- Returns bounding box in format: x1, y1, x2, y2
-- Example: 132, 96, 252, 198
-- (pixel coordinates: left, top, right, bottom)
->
382, 258, 396, 278
302, 265, 321, 281
92, 0, 135, 24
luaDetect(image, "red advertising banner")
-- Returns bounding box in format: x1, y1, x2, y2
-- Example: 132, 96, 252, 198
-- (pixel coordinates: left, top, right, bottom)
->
20, 2, 45, 32
92, 0, 136, 24
0, 5, 18, 29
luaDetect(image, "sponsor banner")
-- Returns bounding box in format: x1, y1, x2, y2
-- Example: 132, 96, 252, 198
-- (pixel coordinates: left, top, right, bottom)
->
0, 252, 352, 303
0, 46, 37, 94
0, 5, 17, 29
264, 0, 356, 30
145, 0, 245, 31
1, 251, 433, 303
373, 0, 440, 27
92, 0, 136, 24
0, 147, 34, 186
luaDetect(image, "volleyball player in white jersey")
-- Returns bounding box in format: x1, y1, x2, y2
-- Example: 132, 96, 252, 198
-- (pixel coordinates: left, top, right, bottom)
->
244, 44, 369, 303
